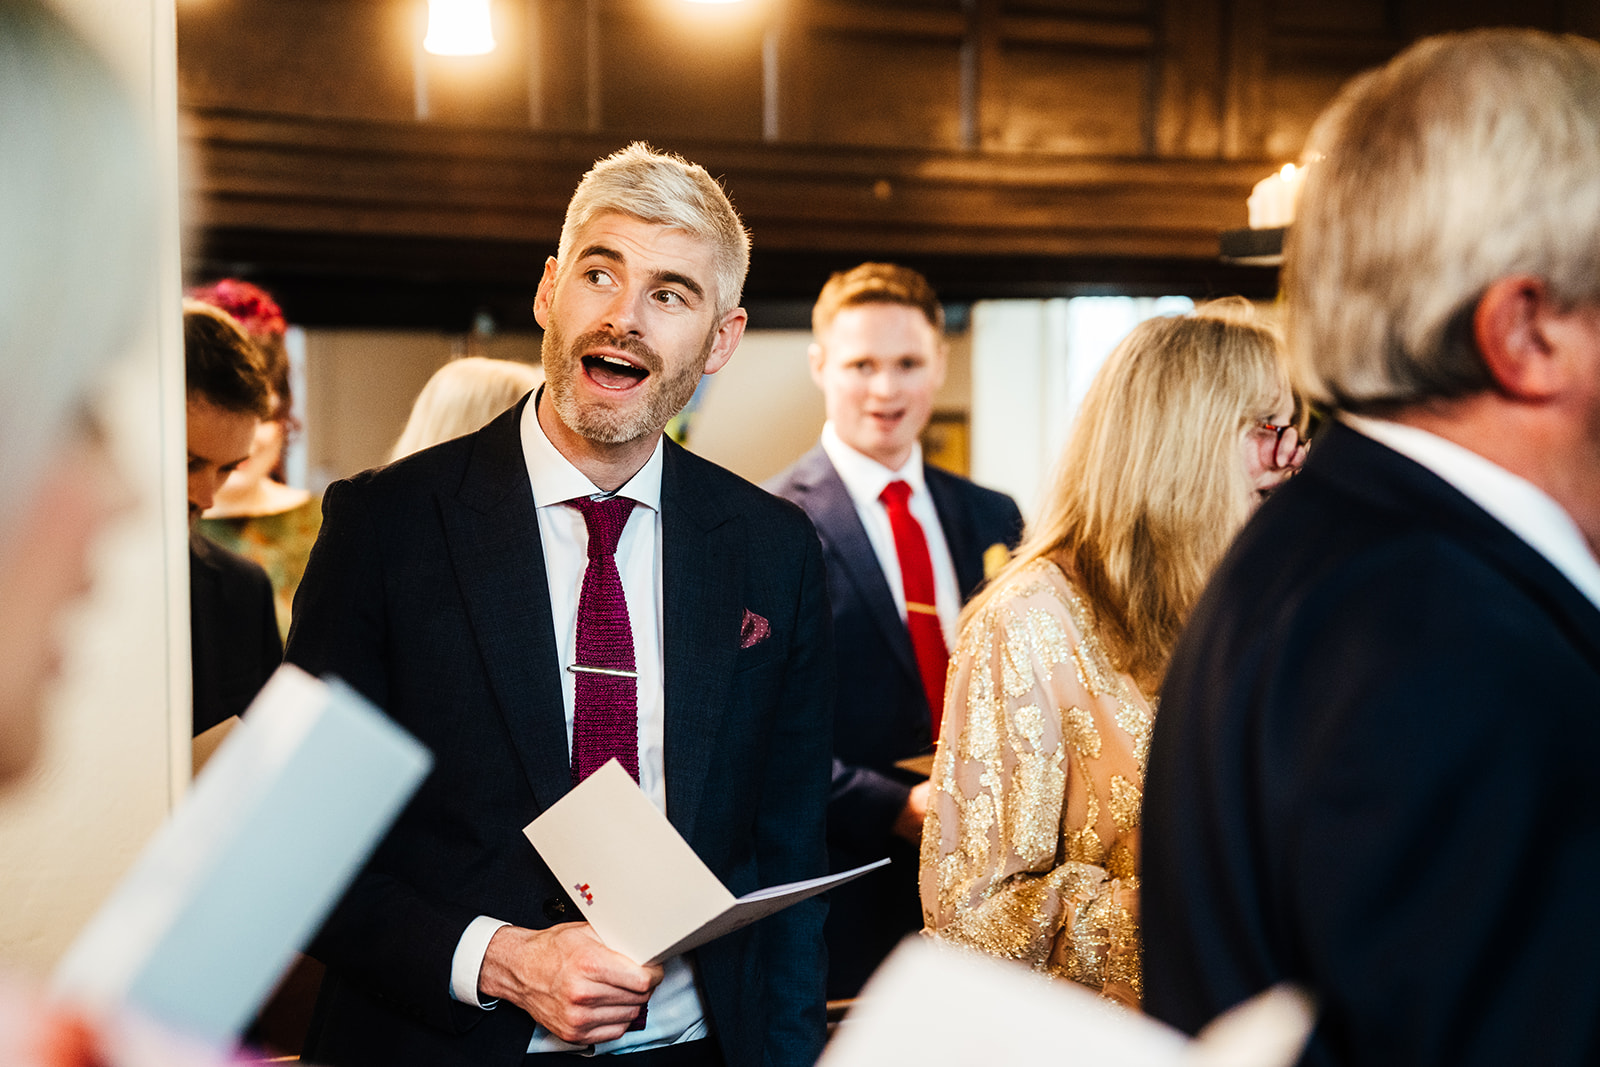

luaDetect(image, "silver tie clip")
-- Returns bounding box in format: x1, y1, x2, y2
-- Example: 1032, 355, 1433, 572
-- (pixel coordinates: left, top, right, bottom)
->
566, 664, 639, 679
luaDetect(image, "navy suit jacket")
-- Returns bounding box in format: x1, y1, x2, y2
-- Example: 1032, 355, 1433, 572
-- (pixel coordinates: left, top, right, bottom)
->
766, 444, 1021, 997
286, 398, 833, 1067
1143, 423, 1600, 1066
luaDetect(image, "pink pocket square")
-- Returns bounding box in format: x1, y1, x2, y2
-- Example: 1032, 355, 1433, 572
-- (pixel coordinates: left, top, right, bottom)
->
740, 609, 771, 649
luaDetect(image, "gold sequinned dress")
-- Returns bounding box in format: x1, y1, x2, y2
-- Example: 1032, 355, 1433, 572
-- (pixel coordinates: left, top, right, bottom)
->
919, 558, 1153, 1008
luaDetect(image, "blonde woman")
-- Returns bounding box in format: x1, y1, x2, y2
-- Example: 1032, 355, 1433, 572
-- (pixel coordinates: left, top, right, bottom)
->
919, 303, 1304, 1009
389, 356, 543, 461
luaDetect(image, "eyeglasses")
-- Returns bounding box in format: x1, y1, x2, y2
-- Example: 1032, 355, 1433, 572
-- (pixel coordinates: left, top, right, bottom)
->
1256, 422, 1307, 472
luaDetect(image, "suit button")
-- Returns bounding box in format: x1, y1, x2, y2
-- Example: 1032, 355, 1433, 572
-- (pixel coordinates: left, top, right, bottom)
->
543, 895, 570, 921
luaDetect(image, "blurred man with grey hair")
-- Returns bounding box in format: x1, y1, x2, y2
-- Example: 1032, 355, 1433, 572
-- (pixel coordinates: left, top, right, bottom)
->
1143, 29, 1600, 1067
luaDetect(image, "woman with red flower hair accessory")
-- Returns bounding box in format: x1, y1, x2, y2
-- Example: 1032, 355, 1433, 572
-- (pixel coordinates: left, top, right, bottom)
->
188, 279, 321, 642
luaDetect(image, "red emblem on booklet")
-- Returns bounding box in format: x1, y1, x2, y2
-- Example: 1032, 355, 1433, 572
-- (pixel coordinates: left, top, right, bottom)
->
574, 882, 594, 905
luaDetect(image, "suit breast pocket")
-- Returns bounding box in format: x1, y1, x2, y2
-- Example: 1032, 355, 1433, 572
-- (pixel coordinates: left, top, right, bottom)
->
734, 636, 784, 675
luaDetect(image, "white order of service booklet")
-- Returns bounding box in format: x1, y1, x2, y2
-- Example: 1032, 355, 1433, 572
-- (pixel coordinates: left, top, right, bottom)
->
52, 665, 432, 1047
524, 758, 887, 966
820, 938, 1315, 1067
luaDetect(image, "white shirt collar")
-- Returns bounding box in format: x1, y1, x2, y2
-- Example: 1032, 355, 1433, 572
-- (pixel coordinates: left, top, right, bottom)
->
1341, 412, 1600, 609
520, 392, 664, 512
820, 421, 927, 508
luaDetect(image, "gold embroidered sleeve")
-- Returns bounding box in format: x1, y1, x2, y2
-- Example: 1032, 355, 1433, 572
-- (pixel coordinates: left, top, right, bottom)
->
919, 566, 1146, 1003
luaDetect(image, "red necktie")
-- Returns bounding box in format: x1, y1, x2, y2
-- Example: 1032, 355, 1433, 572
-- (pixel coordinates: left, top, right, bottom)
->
880, 480, 949, 738
566, 495, 639, 785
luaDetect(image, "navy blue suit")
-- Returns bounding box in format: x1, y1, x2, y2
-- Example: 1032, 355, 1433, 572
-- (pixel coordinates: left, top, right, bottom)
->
1143, 423, 1600, 1066
286, 398, 833, 1067
766, 445, 1022, 998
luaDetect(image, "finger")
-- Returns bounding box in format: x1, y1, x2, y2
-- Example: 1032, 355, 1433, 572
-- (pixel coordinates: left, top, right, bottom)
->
577, 947, 660, 994
566, 979, 654, 1007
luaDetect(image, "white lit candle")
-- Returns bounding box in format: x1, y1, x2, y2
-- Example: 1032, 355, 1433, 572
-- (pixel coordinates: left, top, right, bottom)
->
1247, 163, 1306, 229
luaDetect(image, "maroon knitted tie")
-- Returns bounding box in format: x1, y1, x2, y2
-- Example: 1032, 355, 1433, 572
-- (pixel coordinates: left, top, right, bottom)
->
566, 495, 639, 785
568, 496, 652, 1029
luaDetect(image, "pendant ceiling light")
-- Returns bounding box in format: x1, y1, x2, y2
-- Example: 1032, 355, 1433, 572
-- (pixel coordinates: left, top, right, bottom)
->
424, 0, 495, 56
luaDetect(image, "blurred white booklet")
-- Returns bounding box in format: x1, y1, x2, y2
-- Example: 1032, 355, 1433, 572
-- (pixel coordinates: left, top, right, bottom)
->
524, 758, 887, 966
821, 938, 1314, 1067
53, 665, 432, 1047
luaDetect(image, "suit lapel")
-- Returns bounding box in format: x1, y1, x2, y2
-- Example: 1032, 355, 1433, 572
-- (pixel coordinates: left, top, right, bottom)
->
438, 400, 573, 814
790, 446, 919, 685
926, 464, 983, 599
660, 440, 742, 847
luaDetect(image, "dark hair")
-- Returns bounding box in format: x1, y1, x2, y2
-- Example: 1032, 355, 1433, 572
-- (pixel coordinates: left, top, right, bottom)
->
186, 279, 292, 421
183, 300, 272, 418
812, 262, 944, 336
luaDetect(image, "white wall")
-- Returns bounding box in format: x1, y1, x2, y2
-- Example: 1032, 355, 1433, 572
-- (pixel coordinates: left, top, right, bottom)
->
969, 297, 1192, 519
689, 328, 975, 486
683, 331, 822, 485
302, 329, 542, 488
0, 0, 187, 975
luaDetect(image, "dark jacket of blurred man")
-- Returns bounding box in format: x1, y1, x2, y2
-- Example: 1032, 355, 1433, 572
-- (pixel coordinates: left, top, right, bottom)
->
184, 300, 280, 736
1142, 29, 1600, 1067
766, 263, 1022, 998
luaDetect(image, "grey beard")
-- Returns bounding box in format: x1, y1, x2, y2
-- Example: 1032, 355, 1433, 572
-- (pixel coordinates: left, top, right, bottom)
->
542, 324, 710, 445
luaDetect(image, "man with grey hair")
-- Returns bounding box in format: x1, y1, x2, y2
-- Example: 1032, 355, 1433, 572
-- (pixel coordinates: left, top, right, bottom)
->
288, 142, 831, 1067
1142, 29, 1600, 1067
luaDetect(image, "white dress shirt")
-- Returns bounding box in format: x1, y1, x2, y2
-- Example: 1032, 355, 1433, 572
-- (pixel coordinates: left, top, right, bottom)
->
448, 398, 708, 1055
1343, 413, 1600, 610
820, 422, 962, 647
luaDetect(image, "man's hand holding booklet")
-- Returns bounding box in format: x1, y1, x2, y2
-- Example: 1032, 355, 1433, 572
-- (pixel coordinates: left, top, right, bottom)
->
524, 759, 887, 966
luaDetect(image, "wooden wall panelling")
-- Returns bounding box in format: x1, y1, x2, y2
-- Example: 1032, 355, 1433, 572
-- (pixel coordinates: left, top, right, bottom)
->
595, 1, 767, 142
1220, 0, 1269, 158
970, 0, 1002, 150
1005, 0, 1152, 16
1153, 0, 1225, 157
1559, 0, 1600, 36
177, 0, 417, 122
534, 0, 592, 130
780, 1, 967, 148
1396, 0, 1563, 38
986, 5, 1153, 154
186, 109, 1264, 260
990, 40, 1151, 154
1261, 1, 1398, 162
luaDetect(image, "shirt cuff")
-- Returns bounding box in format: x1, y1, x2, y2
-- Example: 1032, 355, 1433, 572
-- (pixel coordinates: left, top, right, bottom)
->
450, 915, 510, 1008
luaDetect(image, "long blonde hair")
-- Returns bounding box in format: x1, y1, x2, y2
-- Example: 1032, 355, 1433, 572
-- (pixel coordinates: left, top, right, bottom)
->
966, 302, 1290, 695
390, 357, 543, 461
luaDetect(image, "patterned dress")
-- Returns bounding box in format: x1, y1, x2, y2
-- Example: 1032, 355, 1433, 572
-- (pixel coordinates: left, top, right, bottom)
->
920, 557, 1152, 1008
197, 495, 321, 642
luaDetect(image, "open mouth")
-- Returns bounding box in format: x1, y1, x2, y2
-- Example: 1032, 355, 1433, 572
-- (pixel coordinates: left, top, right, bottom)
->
582, 353, 650, 390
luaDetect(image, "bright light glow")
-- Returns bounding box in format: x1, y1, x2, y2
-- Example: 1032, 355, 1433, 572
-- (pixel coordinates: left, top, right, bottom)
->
683, 0, 748, 4
1279, 162, 1296, 180
424, 0, 495, 56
